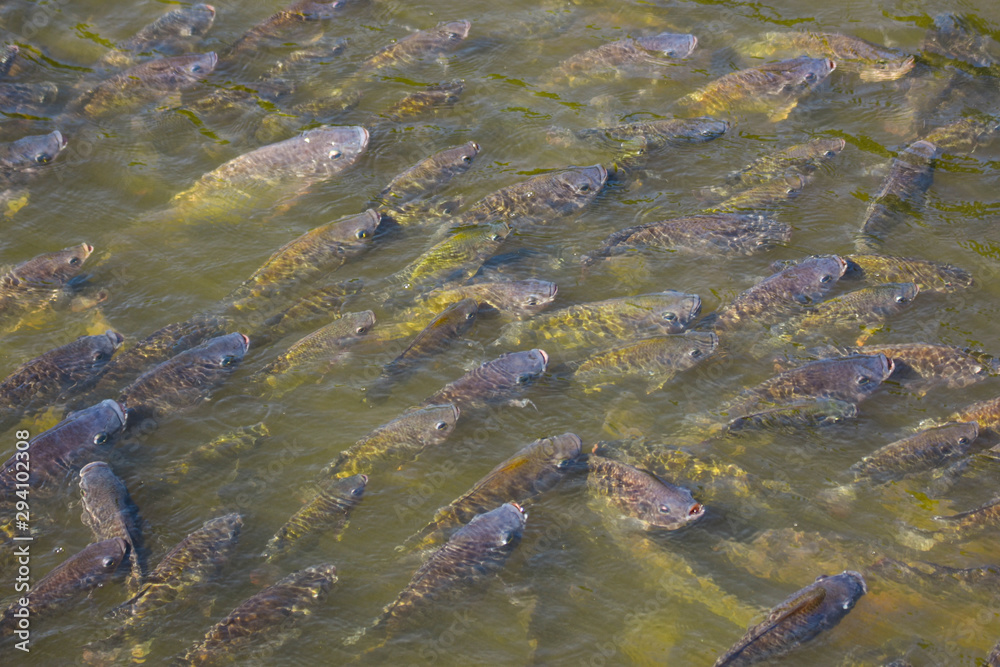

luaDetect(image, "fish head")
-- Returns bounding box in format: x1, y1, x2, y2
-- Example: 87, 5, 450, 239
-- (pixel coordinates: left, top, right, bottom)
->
80, 330, 124, 368
539, 432, 585, 470
198, 332, 251, 371
448, 298, 480, 329
501, 348, 549, 384
499, 279, 559, 317
771, 56, 836, 94
59, 399, 128, 448
5, 131, 68, 171
553, 165, 608, 206
151, 52, 217, 89
749, 216, 793, 250
171, 4, 217, 37
791, 254, 848, 302
642, 478, 705, 530
933, 263, 974, 291
339, 310, 377, 337
859, 54, 916, 82
822, 570, 869, 601
683, 117, 730, 142
647, 291, 702, 333
904, 139, 940, 162
889, 281, 919, 306
334, 473, 368, 499
304, 125, 369, 168
335, 209, 381, 243
9, 243, 94, 288
79, 460, 113, 489
949, 421, 980, 446
415, 403, 461, 442
438, 20, 472, 43
637, 32, 698, 59
681, 331, 720, 366
814, 137, 847, 159
845, 353, 894, 396
89, 537, 130, 575
490, 502, 528, 546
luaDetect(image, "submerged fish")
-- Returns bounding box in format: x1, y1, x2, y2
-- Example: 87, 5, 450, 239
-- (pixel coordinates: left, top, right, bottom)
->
573, 331, 718, 393
379, 141, 480, 210
586, 454, 704, 530
252, 281, 363, 344
714, 571, 867, 666
0, 131, 69, 185
584, 214, 790, 264
386, 221, 510, 292
262, 473, 366, 561
0, 82, 59, 114
739, 31, 914, 81
778, 282, 919, 345
953, 398, 1000, 437
856, 140, 938, 250
860, 342, 992, 391
0, 243, 94, 325
850, 422, 979, 485
415, 279, 558, 321
706, 173, 809, 213
843, 254, 972, 293
709, 137, 846, 199
160, 423, 270, 482
221, 0, 347, 62
921, 13, 999, 70
96, 4, 217, 70
551, 32, 697, 82
923, 115, 1000, 153
359, 20, 472, 74
179, 563, 337, 664
577, 116, 729, 153
416, 348, 548, 411
724, 398, 859, 434
677, 56, 836, 122
323, 404, 460, 478
79, 461, 146, 586
378, 81, 464, 122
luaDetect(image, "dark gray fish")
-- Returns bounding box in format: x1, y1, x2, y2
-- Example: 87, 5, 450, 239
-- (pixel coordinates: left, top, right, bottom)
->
323, 404, 460, 479
415, 279, 558, 319
359, 20, 472, 74
777, 282, 919, 345
921, 13, 999, 70
572, 332, 719, 394
724, 398, 858, 434
118, 332, 249, 425
557, 32, 697, 75
379, 141, 480, 209
97, 4, 217, 70
0, 242, 93, 293
253, 281, 362, 343
378, 81, 464, 123
0, 399, 127, 498
221, 0, 349, 62
577, 116, 729, 153
583, 213, 790, 265
79, 461, 146, 585
738, 32, 914, 81
860, 342, 992, 390
586, 454, 704, 530
406, 434, 583, 549
179, 563, 337, 664
0, 82, 58, 114
369, 298, 478, 400
373, 503, 525, 639
706, 173, 809, 213
0, 330, 123, 425
261, 473, 366, 561
856, 140, 938, 250
870, 556, 1000, 599
0, 131, 68, 185
709, 137, 846, 199
0, 538, 128, 638
724, 354, 894, 417
160, 423, 270, 483
0, 45, 17, 78
453, 165, 607, 231
850, 422, 979, 484
714, 571, 867, 666
416, 348, 548, 411
843, 254, 973, 293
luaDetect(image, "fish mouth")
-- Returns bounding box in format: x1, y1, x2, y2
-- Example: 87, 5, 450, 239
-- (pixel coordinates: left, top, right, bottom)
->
688, 502, 705, 519
535, 348, 550, 369
82, 243, 94, 256
107, 330, 125, 348
52, 130, 67, 149
80, 461, 109, 475
238, 333, 250, 351
201, 4, 217, 16
359, 474, 368, 484
826, 58, 837, 72
594, 163, 609, 185
204, 51, 219, 70
108, 400, 127, 427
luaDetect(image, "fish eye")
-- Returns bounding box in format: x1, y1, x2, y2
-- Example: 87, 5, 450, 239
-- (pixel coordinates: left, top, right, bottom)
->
461, 155, 472, 163
35, 154, 51, 164
489, 233, 502, 241
805, 72, 817, 82
856, 375, 870, 385
662, 312, 677, 321
69, 257, 81, 265
221, 355, 236, 367
958, 437, 970, 445
101, 557, 116, 568
355, 229, 368, 239
435, 420, 448, 430
690, 349, 702, 358
465, 312, 475, 320
578, 183, 591, 193
352, 486, 364, 496
355, 326, 368, 334
820, 275, 833, 283
824, 150, 836, 157
894, 295, 909, 304
93, 352, 105, 362
94, 433, 109, 445
664, 50, 677, 57
329, 149, 342, 159
658, 505, 672, 514
525, 297, 538, 306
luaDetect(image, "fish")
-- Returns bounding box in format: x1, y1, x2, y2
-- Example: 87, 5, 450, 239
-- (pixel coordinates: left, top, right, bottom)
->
248, 311, 372, 396
65, 53, 217, 119
0, 82, 58, 114
550, 32, 697, 82
415, 279, 558, 320
572, 331, 719, 393
452, 165, 607, 231
0, 242, 93, 314
583, 214, 790, 264
871, 556, 1000, 599
178, 563, 337, 665
923, 115, 1000, 154
96, 4, 217, 70
168, 126, 369, 224
952, 398, 1000, 437
0, 131, 69, 185
850, 422, 979, 484
576, 116, 729, 154
921, 13, 999, 70
160, 423, 270, 482
495, 291, 701, 351
0, 399, 127, 499
0, 45, 17, 77
935, 497, 1000, 537
378, 81, 464, 122
118, 332, 249, 426
416, 348, 548, 411
705, 173, 809, 213
385, 221, 510, 293
858, 342, 992, 391
0, 330, 123, 426
777, 282, 919, 345
251, 281, 362, 343
0, 538, 128, 638
708, 137, 846, 199
372, 503, 525, 640
261, 473, 366, 562
79, 461, 146, 586
221, 0, 349, 62
368, 299, 478, 400
856, 140, 938, 250
724, 398, 859, 434
712, 255, 847, 331
714, 571, 867, 666
322, 404, 460, 478
843, 254, 973, 293
378, 141, 480, 210
738, 31, 915, 81
586, 454, 704, 530
406, 434, 583, 548
714, 529, 854, 587
359, 20, 472, 74
676, 56, 836, 122
227, 209, 380, 308
723, 354, 894, 417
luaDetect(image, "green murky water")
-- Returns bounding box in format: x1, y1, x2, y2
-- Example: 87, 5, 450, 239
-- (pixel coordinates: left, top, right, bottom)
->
1, 0, 999, 664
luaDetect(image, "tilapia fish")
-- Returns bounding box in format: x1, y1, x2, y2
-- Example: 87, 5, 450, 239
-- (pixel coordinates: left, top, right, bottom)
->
850, 422, 979, 484
262, 473, 366, 561
0, 399, 127, 499
706, 173, 809, 213
385, 221, 510, 293
96, 4, 217, 70
119, 332, 249, 425
161, 423, 270, 482
453, 165, 607, 230
709, 137, 846, 199
66, 53, 217, 119
676, 56, 836, 122
713, 255, 846, 331
586, 454, 704, 530
0, 330, 123, 425
0, 131, 68, 186
495, 291, 701, 351
373, 503, 525, 640
251, 281, 362, 343
0, 538, 128, 637
573, 331, 718, 394
221, 0, 348, 62
859, 342, 992, 391
0, 82, 58, 114
379, 141, 480, 210
923, 115, 1000, 154
952, 397, 1000, 437
550, 32, 697, 82
0, 243, 94, 325
724, 398, 858, 434
406, 434, 583, 548
739, 31, 914, 81
168, 126, 369, 223
79, 461, 146, 587
857, 140, 938, 250
871, 556, 1000, 599
323, 404, 460, 478
416, 348, 548, 411
583, 214, 790, 264
843, 254, 972, 293
723, 354, 893, 417
777, 282, 919, 345
359, 20, 472, 74
378, 81, 464, 123
921, 13, 999, 70
179, 563, 337, 665
414, 279, 558, 321
714, 571, 867, 666
576, 117, 729, 154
